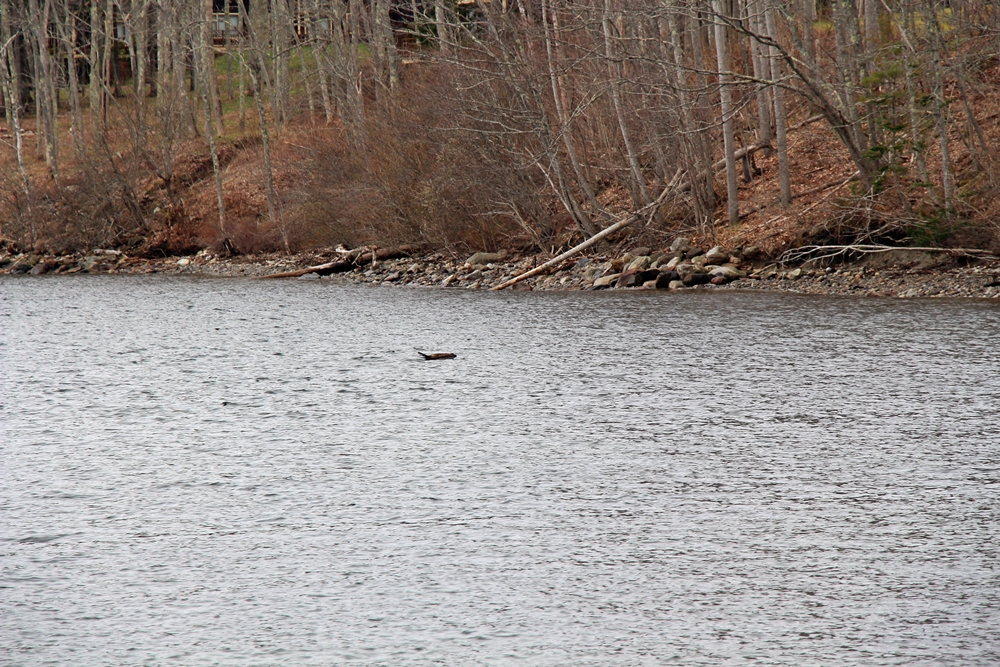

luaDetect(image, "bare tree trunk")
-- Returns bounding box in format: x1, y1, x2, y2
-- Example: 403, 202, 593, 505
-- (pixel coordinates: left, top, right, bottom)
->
31, 0, 61, 182
926, 0, 953, 210
863, 0, 879, 61
237, 0, 285, 250
224, 0, 233, 101
89, 0, 103, 129
345, 0, 368, 156
0, 1, 12, 132
373, 0, 398, 97
602, 0, 652, 212
59, 0, 86, 159
203, 0, 222, 131
0, 3, 32, 207
712, 0, 739, 225
248, 60, 282, 242
542, 0, 602, 234
802, 0, 816, 64
102, 0, 113, 112
832, 0, 866, 156
312, 0, 335, 123
237, 8, 246, 134
434, 0, 450, 53
133, 0, 149, 147
953, 50, 995, 183
271, 0, 291, 131
201, 0, 226, 231
747, 0, 772, 150
171, 5, 197, 137
765, 0, 790, 204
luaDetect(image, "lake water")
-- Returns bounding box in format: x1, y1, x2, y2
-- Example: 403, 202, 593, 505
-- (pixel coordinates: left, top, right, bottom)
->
2, 276, 999, 666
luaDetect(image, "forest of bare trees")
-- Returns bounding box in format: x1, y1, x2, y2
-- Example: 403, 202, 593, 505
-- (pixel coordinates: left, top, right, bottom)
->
1, 0, 998, 256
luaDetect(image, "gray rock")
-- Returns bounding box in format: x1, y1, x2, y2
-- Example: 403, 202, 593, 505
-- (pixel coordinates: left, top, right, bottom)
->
668, 280, 686, 290
466, 251, 506, 266
787, 268, 803, 280
670, 237, 691, 253
574, 257, 592, 270
742, 245, 762, 260
30, 261, 58, 275
10, 261, 31, 274
80, 256, 105, 272
298, 272, 320, 280
615, 269, 642, 288
709, 265, 744, 280
685, 248, 704, 260
593, 273, 621, 287
626, 255, 652, 271
630, 246, 650, 257
675, 262, 707, 279
442, 274, 457, 286
664, 255, 683, 270
704, 246, 729, 265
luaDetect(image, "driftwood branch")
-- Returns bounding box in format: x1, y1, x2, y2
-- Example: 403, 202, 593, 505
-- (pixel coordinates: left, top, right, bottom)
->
260, 260, 353, 279
260, 246, 418, 279
491, 184, 678, 291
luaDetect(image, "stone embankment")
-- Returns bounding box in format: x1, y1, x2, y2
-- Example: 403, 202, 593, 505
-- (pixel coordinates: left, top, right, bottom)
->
3, 239, 1000, 299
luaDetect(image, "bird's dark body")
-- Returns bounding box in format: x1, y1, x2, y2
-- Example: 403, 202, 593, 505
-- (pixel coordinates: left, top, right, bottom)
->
416, 351, 457, 360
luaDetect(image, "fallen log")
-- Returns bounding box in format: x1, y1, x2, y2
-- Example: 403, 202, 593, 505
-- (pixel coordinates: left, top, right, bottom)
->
261, 245, 419, 279
260, 260, 354, 279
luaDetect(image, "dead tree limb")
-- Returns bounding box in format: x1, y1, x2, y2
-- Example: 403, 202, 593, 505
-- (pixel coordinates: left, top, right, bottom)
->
260, 260, 354, 279
260, 245, 418, 279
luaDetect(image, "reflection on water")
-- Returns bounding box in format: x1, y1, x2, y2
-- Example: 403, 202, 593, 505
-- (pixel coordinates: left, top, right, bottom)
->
2, 276, 999, 666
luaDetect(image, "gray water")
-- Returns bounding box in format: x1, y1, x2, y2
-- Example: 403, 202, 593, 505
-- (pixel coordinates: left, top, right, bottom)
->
2, 276, 999, 666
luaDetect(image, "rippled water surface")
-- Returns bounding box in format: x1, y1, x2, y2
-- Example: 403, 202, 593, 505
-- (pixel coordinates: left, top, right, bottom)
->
2, 276, 999, 666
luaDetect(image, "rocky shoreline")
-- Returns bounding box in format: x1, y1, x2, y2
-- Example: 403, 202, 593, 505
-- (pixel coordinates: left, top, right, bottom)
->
3, 240, 1000, 300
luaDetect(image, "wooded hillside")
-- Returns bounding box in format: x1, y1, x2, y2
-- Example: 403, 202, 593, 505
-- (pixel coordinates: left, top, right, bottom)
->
1, 0, 998, 257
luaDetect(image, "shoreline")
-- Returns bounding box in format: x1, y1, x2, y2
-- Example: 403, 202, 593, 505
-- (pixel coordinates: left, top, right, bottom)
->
3, 245, 1000, 300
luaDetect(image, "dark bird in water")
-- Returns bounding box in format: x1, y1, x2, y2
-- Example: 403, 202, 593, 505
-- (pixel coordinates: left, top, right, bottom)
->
415, 349, 457, 360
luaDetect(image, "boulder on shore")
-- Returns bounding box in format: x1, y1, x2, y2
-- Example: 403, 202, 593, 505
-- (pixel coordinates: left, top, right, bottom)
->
466, 250, 507, 265
709, 265, 744, 280
670, 237, 691, 253
593, 273, 621, 287
626, 255, 652, 271
682, 272, 711, 286
616, 269, 642, 288
704, 246, 729, 265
